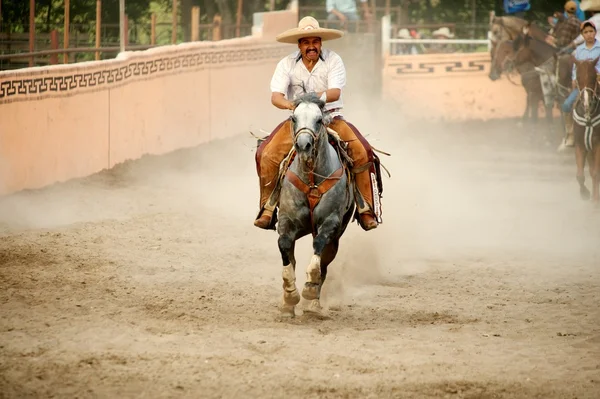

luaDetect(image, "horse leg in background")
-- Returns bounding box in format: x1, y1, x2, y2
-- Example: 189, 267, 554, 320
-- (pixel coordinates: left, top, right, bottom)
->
278, 233, 301, 317
520, 90, 531, 126
593, 144, 600, 205
530, 90, 540, 125
587, 150, 594, 180
545, 103, 553, 126
575, 142, 591, 200
304, 240, 339, 315
302, 217, 340, 303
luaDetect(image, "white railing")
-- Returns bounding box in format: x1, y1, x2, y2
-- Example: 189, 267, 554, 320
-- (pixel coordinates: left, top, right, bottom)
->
381, 15, 491, 58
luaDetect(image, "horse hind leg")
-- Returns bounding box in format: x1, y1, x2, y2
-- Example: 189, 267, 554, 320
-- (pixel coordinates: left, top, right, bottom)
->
278, 235, 300, 317
304, 240, 339, 316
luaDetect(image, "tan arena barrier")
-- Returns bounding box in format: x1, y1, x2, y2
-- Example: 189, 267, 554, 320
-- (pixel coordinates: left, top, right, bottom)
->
0, 12, 298, 196
382, 52, 529, 121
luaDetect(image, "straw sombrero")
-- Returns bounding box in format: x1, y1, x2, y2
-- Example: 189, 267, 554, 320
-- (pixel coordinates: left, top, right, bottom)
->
276, 16, 344, 44
581, 0, 600, 11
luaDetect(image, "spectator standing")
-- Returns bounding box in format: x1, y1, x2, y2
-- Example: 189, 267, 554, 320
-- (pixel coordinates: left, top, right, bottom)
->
503, 0, 531, 18
326, 0, 372, 32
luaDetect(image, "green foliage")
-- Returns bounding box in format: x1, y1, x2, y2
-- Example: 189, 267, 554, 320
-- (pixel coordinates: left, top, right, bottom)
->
0, 0, 572, 37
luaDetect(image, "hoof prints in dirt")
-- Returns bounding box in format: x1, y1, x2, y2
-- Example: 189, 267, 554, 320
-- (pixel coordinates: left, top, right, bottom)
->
301, 379, 574, 399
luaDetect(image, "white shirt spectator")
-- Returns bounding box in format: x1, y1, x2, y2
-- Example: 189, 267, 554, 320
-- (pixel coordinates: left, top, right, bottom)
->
270, 48, 346, 117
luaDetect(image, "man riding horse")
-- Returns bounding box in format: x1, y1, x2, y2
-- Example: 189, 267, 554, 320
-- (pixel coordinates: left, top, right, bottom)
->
562, 20, 600, 148
254, 16, 382, 232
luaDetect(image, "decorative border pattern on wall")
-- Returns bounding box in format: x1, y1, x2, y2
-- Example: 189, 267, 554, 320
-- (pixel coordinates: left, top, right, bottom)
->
389, 59, 490, 75
0, 43, 291, 104
384, 53, 492, 79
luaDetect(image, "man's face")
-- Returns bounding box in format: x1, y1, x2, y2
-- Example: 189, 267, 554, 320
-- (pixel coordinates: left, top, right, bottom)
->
298, 37, 322, 63
583, 26, 596, 42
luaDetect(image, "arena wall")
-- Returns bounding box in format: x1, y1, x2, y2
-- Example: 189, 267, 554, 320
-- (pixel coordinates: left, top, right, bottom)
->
0, 11, 298, 196
1, 11, 532, 196
382, 52, 528, 121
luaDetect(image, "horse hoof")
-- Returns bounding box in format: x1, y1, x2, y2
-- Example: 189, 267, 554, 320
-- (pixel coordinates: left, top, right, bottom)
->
302, 283, 319, 300
303, 299, 326, 318
279, 303, 296, 318
283, 289, 300, 306
580, 187, 591, 200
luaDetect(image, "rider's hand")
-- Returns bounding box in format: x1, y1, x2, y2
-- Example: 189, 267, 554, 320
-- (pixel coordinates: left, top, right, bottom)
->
287, 101, 295, 110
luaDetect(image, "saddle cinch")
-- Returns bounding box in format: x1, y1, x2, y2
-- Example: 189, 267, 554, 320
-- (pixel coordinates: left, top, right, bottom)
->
254, 128, 389, 225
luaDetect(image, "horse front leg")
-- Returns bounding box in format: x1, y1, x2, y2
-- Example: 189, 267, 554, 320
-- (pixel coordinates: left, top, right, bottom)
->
575, 143, 590, 200
278, 233, 300, 317
304, 240, 339, 316
303, 217, 339, 303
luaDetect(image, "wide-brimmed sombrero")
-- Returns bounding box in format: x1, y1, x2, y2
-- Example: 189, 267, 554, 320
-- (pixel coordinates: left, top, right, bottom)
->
581, 0, 600, 11
276, 16, 344, 44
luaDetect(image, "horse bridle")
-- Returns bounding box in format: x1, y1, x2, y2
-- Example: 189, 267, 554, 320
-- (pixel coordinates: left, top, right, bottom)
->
292, 125, 322, 145
575, 80, 600, 116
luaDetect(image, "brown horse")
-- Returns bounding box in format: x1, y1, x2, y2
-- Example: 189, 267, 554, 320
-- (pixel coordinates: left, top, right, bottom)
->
489, 39, 550, 124
572, 57, 600, 204
489, 16, 552, 61
513, 24, 574, 107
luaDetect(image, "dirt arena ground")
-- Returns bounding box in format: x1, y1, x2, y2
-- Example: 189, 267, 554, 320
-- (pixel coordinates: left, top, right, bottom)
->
1, 111, 599, 398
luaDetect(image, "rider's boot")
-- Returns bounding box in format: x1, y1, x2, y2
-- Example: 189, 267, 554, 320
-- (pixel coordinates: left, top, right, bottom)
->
254, 121, 293, 230
254, 166, 280, 230
354, 169, 379, 231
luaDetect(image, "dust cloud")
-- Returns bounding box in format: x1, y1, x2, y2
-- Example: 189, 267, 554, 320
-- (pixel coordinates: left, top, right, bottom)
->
1, 61, 599, 398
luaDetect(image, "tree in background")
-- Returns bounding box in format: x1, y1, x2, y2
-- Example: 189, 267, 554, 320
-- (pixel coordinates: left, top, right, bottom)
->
0, 0, 574, 40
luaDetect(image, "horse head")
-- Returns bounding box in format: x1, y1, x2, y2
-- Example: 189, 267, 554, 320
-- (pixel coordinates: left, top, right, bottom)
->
574, 56, 600, 117
290, 93, 331, 167
489, 39, 516, 80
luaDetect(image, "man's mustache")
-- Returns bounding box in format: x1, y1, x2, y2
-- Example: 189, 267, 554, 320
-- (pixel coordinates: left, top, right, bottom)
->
306, 48, 318, 53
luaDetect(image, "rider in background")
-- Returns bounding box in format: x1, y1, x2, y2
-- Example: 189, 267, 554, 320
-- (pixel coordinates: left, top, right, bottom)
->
560, 2, 600, 53
254, 17, 381, 232
561, 21, 600, 148
503, 0, 530, 19
549, 1, 584, 48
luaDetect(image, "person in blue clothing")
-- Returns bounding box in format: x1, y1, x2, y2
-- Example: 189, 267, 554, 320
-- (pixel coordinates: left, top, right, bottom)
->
561, 20, 600, 148
503, 0, 530, 18
571, 0, 586, 21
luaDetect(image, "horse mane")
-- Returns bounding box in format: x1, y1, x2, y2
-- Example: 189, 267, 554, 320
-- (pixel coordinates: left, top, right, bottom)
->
575, 58, 599, 87
293, 93, 325, 109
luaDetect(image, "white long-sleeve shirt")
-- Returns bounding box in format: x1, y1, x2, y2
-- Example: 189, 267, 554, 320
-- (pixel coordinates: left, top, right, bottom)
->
270, 48, 346, 117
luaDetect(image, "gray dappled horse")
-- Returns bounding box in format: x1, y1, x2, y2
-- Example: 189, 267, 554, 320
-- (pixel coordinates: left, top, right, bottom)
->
277, 93, 355, 318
